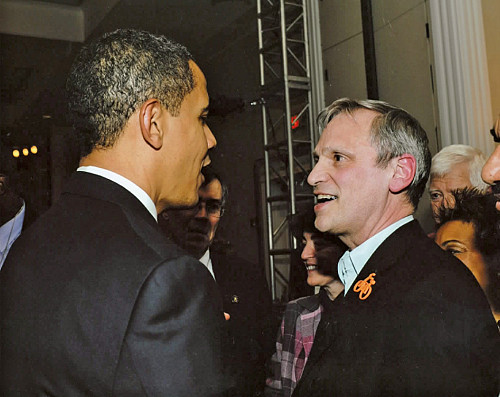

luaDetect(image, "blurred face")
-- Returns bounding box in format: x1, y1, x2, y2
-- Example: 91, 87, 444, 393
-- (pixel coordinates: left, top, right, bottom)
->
482, 128, 500, 211
435, 220, 489, 291
158, 61, 216, 209
301, 232, 334, 287
159, 179, 223, 259
429, 163, 472, 222
307, 109, 395, 248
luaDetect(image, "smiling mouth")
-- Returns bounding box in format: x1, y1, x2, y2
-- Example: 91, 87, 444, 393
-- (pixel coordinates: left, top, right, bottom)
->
317, 194, 337, 203
305, 265, 318, 271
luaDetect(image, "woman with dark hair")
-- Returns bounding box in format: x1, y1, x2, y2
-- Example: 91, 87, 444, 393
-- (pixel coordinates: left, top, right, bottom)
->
435, 188, 500, 326
265, 210, 346, 397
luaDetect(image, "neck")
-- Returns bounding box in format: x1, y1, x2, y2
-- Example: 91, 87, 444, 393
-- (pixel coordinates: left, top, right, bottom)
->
341, 207, 413, 250
80, 149, 154, 205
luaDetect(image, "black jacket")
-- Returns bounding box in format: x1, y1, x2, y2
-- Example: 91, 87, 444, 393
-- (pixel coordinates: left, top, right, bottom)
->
293, 220, 499, 397
211, 249, 274, 396
1, 172, 228, 396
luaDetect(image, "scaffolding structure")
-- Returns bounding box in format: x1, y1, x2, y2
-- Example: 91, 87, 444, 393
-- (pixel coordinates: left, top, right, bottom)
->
256, 0, 324, 301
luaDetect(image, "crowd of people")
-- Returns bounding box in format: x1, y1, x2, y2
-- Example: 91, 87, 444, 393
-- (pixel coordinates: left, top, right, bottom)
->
0, 28, 499, 396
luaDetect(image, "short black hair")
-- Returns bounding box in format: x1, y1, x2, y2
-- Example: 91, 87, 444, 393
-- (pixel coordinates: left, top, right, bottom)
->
66, 29, 194, 157
436, 188, 500, 256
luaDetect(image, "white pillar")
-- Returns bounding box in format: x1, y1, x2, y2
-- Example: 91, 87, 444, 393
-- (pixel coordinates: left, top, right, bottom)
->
429, 0, 494, 156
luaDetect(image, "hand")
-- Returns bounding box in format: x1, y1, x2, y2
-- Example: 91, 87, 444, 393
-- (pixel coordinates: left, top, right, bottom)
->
224, 312, 230, 321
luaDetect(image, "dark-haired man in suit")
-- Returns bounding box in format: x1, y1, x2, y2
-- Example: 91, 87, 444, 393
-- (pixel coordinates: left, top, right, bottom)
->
160, 167, 274, 396
1, 29, 227, 396
292, 98, 499, 396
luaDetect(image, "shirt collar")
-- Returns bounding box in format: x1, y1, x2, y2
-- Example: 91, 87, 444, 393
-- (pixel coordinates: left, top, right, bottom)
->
77, 166, 157, 222
199, 249, 216, 280
342, 215, 413, 294
199, 249, 210, 266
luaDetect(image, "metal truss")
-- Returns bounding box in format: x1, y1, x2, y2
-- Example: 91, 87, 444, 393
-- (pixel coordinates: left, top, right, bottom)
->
256, 0, 324, 301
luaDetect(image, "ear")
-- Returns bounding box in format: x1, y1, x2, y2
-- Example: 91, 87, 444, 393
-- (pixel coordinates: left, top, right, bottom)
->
389, 154, 416, 194
139, 99, 163, 150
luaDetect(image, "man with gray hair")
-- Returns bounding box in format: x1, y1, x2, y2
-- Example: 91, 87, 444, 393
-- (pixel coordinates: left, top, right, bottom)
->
292, 98, 499, 396
1, 29, 227, 396
428, 144, 488, 223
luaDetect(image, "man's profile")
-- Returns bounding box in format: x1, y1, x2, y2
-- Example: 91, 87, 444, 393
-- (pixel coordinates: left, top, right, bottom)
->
0, 29, 227, 396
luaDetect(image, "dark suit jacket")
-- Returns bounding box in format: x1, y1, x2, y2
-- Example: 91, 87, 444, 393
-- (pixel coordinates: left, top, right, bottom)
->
1, 172, 227, 396
293, 220, 499, 397
210, 249, 274, 396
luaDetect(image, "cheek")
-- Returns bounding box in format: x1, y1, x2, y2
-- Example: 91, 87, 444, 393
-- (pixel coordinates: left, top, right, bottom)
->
461, 253, 488, 285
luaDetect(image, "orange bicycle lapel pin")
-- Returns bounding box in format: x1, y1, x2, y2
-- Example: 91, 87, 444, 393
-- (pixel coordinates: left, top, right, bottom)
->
353, 273, 376, 300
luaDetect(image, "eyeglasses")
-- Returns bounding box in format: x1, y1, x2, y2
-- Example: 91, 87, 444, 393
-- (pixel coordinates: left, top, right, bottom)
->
195, 198, 224, 218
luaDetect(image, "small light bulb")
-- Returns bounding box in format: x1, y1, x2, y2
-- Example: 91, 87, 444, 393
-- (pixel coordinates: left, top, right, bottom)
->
13, 149, 20, 158
22, 148, 29, 156
31, 145, 38, 154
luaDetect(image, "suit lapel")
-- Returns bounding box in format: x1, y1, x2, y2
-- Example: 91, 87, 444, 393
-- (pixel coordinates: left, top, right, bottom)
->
344, 220, 422, 303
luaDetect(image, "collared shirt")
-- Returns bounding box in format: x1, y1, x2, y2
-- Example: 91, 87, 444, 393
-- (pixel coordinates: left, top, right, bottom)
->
77, 166, 157, 221
199, 249, 216, 280
338, 215, 414, 295
0, 200, 25, 270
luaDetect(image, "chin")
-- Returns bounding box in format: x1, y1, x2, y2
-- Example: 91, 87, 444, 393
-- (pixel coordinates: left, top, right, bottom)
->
182, 191, 199, 207
307, 274, 320, 287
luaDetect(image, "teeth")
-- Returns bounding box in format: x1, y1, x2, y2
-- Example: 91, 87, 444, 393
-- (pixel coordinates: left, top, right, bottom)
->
317, 194, 337, 203
306, 265, 318, 271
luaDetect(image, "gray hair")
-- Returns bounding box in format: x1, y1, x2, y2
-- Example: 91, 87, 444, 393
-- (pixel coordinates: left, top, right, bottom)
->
66, 29, 195, 157
317, 98, 432, 209
430, 144, 488, 191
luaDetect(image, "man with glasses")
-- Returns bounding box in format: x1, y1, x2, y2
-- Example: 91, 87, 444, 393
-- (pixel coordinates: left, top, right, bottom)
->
160, 166, 228, 266
159, 166, 274, 396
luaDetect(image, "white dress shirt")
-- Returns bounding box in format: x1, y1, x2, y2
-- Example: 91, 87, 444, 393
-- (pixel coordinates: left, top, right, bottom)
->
338, 215, 414, 295
199, 249, 216, 280
77, 166, 157, 221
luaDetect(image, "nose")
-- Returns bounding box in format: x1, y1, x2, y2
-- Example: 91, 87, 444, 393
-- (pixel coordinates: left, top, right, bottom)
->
307, 158, 327, 188
481, 145, 500, 185
205, 124, 216, 150
195, 202, 208, 219
430, 199, 442, 220
301, 241, 315, 262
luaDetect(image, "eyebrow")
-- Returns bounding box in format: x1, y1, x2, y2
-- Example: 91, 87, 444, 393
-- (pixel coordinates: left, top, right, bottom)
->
441, 239, 465, 246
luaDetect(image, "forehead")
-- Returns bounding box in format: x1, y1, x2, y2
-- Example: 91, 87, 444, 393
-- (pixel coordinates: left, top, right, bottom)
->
436, 220, 475, 244
185, 61, 209, 107
190, 61, 206, 89
199, 179, 222, 200
316, 109, 378, 151
430, 162, 471, 190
